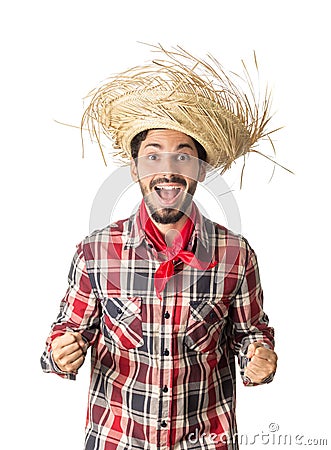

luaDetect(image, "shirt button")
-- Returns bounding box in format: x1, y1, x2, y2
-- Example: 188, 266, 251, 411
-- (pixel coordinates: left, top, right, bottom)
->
162, 385, 168, 393
164, 311, 170, 319
161, 420, 167, 428
163, 348, 170, 356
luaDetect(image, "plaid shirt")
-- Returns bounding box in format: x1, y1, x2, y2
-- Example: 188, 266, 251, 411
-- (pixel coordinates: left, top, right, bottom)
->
41, 202, 275, 450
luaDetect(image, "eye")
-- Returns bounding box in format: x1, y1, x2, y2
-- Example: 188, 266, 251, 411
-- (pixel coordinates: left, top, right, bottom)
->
147, 154, 158, 161
177, 153, 191, 161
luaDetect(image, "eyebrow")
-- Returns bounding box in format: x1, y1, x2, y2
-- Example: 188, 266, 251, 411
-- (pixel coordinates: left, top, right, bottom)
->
143, 143, 195, 151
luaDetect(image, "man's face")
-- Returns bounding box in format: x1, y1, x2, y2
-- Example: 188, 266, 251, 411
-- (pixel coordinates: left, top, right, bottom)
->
130, 129, 206, 224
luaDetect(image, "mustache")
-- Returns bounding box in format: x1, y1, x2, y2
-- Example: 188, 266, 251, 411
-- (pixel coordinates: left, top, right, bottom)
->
150, 176, 187, 190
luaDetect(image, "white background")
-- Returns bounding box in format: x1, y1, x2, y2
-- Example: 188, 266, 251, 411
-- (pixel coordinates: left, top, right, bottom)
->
1, 1, 330, 448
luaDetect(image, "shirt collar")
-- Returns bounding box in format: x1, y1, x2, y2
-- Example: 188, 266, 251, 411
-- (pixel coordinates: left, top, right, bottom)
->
124, 201, 211, 252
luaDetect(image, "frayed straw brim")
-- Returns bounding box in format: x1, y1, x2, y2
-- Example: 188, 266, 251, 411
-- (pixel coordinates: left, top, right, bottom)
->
81, 44, 287, 174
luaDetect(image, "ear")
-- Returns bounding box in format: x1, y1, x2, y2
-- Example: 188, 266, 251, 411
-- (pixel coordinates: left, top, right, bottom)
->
130, 158, 139, 182
198, 161, 207, 182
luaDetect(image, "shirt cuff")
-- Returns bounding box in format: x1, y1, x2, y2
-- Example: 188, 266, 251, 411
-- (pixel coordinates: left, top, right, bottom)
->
49, 351, 77, 381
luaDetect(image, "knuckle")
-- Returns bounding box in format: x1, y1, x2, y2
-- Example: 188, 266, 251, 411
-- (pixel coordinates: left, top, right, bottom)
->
77, 343, 84, 353
53, 351, 63, 363
60, 356, 68, 366
56, 349, 65, 360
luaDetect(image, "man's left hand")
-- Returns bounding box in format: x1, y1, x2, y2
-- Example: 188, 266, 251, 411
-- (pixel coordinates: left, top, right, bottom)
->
244, 342, 277, 384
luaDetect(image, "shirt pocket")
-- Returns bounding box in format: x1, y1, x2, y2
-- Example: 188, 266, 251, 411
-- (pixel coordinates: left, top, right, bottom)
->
100, 296, 144, 350
184, 296, 231, 353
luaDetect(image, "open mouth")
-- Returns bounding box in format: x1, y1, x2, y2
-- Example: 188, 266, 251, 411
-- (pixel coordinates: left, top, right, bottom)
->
153, 184, 184, 204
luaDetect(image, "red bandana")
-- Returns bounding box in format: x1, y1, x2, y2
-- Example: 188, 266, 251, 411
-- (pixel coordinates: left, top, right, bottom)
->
139, 201, 217, 299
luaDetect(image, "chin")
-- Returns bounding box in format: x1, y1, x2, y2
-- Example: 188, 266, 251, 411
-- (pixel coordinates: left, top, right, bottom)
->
151, 209, 185, 224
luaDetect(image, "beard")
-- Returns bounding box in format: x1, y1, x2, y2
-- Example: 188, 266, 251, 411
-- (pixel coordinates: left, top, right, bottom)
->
147, 198, 191, 224
140, 176, 198, 224
152, 209, 185, 224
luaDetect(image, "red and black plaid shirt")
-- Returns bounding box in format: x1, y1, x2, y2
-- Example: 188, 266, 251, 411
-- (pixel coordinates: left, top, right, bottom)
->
41, 202, 275, 450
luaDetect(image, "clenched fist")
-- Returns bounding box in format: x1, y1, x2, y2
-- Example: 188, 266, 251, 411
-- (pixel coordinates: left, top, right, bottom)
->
51, 332, 87, 373
244, 342, 277, 384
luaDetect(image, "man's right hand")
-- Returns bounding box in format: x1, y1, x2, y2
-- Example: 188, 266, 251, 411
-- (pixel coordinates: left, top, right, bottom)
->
51, 332, 87, 373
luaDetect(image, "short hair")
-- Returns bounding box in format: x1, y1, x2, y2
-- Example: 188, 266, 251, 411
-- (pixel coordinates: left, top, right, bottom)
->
130, 129, 207, 162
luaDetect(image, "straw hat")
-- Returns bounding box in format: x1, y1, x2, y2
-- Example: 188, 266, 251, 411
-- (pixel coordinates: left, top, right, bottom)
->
81, 44, 283, 174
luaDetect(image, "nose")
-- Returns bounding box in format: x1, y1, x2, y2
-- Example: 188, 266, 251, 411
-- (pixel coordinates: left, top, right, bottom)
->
160, 153, 179, 176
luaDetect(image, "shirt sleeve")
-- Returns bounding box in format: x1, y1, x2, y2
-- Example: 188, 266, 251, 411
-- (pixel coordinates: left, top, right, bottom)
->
40, 241, 100, 380
229, 240, 275, 386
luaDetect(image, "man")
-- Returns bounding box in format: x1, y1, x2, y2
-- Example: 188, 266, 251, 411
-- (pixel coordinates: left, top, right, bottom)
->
41, 45, 278, 450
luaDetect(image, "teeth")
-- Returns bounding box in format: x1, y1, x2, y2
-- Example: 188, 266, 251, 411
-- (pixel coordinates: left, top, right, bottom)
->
156, 186, 181, 190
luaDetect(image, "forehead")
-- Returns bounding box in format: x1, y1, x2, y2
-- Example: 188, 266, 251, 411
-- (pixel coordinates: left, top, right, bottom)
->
142, 129, 197, 150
